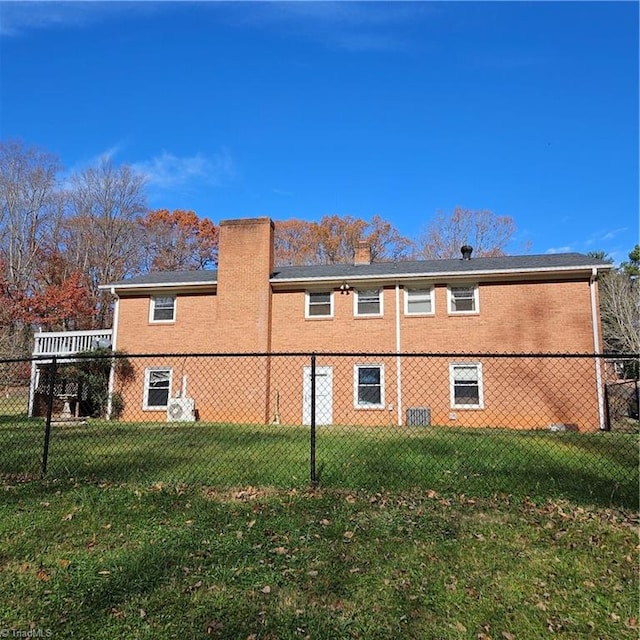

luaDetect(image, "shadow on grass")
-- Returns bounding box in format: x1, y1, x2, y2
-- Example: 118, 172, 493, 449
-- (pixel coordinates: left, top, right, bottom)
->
316, 428, 639, 508
0, 420, 637, 507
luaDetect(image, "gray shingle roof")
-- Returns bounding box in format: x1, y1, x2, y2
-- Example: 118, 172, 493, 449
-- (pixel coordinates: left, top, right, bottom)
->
271, 253, 611, 281
103, 253, 612, 289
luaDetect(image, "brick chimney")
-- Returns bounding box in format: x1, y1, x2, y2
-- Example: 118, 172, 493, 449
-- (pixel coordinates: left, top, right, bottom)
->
354, 240, 371, 265
217, 218, 274, 352
215, 217, 274, 424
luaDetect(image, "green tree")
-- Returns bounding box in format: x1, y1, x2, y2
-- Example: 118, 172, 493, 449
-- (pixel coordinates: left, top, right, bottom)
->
597, 246, 639, 355
620, 244, 639, 277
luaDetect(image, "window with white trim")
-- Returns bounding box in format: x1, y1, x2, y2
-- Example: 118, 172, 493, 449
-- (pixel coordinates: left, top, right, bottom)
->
144, 368, 172, 409
306, 291, 333, 318
405, 287, 434, 315
354, 365, 385, 409
448, 285, 478, 314
150, 296, 176, 322
449, 363, 484, 409
355, 288, 383, 316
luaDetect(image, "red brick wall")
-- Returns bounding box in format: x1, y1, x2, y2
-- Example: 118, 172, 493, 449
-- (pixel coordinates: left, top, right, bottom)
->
216, 217, 273, 353
112, 218, 603, 429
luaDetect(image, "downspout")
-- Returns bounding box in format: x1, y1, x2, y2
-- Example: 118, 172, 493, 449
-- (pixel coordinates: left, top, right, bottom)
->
395, 284, 403, 426
28, 360, 37, 418
589, 268, 605, 430
106, 289, 120, 420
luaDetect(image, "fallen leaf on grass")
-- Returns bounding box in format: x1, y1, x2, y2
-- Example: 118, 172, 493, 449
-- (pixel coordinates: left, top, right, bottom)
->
343, 531, 354, 542
261, 585, 271, 594
187, 580, 203, 593
36, 565, 50, 582
502, 632, 516, 640
205, 620, 224, 634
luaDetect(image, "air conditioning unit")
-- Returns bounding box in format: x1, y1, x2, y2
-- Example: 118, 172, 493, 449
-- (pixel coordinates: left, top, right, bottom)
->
166, 397, 196, 422
406, 407, 431, 426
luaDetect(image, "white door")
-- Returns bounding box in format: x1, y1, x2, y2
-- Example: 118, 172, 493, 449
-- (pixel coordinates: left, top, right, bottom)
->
303, 366, 333, 426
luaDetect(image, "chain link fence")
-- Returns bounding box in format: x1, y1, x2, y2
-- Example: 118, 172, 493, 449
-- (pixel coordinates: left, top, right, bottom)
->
1, 352, 637, 506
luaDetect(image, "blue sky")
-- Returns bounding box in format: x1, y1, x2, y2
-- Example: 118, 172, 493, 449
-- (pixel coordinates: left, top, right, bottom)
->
1, 1, 638, 262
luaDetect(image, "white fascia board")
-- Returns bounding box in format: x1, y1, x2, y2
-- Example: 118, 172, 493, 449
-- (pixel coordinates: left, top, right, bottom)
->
98, 281, 217, 293
270, 264, 613, 287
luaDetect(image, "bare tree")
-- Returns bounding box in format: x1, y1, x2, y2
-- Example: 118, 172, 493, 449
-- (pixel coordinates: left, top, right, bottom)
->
417, 207, 516, 259
66, 158, 147, 327
0, 139, 61, 290
0, 140, 62, 357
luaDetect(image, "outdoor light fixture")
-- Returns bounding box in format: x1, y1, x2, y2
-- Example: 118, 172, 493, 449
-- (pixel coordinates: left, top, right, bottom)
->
339, 282, 351, 295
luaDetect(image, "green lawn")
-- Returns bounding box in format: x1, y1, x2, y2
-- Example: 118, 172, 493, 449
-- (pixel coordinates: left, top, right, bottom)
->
1, 418, 637, 508
0, 481, 637, 639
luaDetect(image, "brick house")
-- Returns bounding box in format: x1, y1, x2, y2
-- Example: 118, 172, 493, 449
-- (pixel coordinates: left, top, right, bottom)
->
95, 217, 612, 431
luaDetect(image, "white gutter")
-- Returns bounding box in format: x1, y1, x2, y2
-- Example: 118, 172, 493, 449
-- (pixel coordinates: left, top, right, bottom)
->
395, 284, 403, 426
101, 263, 613, 292
98, 280, 217, 292
589, 268, 606, 430
270, 264, 613, 286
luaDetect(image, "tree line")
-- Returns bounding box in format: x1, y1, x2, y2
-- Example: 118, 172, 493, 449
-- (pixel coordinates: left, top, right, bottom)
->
0, 139, 636, 362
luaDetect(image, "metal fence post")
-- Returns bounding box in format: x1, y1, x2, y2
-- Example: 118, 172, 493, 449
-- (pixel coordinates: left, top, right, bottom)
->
603, 382, 611, 431
310, 353, 317, 487
41, 356, 57, 478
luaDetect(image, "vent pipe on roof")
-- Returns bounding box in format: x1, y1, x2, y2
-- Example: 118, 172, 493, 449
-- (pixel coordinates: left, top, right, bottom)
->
461, 245, 473, 260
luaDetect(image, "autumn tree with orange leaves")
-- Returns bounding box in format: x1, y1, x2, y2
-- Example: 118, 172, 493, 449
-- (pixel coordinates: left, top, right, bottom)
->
140, 209, 219, 271
273, 215, 411, 266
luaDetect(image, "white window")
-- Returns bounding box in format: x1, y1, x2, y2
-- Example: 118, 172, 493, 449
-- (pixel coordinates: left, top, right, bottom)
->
449, 363, 484, 409
144, 368, 172, 409
355, 289, 383, 316
150, 296, 176, 322
306, 291, 333, 318
354, 365, 385, 409
405, 287, 434, 315
448, 285, 479, 314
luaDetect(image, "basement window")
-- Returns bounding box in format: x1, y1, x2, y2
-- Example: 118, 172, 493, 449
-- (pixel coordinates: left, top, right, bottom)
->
449, 363, 484, 409
143, 368, 172, 409
354, 365, 385, 409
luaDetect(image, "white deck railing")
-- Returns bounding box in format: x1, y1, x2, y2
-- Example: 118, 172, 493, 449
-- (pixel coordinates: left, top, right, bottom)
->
33, 329, 113, 357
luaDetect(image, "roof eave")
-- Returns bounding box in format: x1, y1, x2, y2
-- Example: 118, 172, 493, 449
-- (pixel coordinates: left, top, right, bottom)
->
270, 263, 613, 287
99, 280, 218, 294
